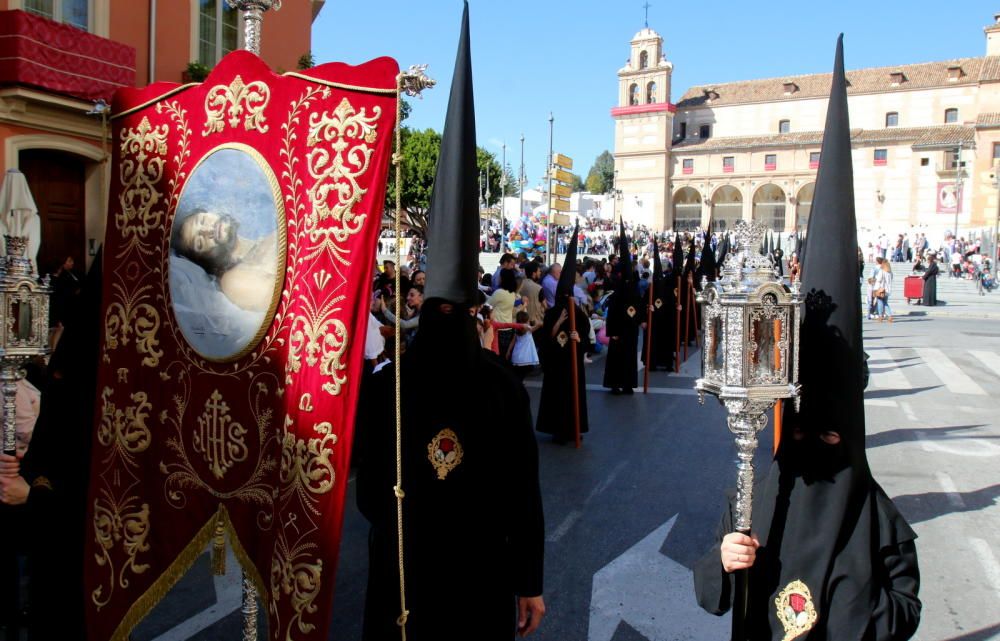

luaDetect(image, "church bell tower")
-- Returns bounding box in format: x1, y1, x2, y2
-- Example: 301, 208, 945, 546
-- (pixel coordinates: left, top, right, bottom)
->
611, 27, 675, 230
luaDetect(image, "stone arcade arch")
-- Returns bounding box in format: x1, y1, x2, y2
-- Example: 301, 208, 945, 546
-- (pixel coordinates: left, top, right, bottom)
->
752, 184, 786, 232
710, 185, 743, 233
672, 187, 702, 232
795, 182, 814, 233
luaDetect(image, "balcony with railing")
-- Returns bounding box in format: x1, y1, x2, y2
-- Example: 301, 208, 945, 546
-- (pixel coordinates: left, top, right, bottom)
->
0, 9, 135, 102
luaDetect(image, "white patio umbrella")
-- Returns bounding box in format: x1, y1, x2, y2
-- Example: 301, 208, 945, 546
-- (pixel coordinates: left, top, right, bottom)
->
0, 168, 41, 273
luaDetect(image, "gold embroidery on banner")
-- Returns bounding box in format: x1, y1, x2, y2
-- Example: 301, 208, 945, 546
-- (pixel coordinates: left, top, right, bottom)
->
203, 75, 271, 136
157, 100, 193, 216
98, 387, 152, 466
304, 97, 381, 264
775, 579, 818, 641
160, 369, 277, 525
286, 293, 348, 396
192, 390, 249, 480
91, 491, 151, 611
270, 529, 323, 641
104, 282, 163, 367
280, 421, 337, 515
117, 117, 168, 253
298, 393, 314, 413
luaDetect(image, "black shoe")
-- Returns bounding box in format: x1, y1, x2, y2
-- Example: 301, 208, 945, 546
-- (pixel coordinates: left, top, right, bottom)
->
609, 387, 622, 395
623, 387, 634, 395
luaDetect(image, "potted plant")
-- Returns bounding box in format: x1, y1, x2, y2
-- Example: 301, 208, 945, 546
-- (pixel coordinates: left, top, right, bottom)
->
182, 61, 211, 83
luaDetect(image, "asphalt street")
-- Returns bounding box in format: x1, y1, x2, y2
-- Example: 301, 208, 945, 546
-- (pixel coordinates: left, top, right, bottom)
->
134, 273, 1000, 641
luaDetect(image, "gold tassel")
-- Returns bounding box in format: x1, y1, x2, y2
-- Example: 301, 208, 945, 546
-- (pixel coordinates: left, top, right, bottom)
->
212, 516, 226, 576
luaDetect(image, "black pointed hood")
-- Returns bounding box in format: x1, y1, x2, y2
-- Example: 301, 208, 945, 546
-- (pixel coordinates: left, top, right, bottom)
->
615, 220, 632, 283
724, 39, 917, 641
716, 233, 730, 269
556, 221, 580, 301
697, 237, 717, 283
683, 236, 697, 276
652, 237, 663, 280
671, 233, 684, 275
422, 1, 478, 308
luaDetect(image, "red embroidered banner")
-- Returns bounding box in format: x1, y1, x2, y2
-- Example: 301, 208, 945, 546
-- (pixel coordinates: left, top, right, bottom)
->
84, 50, 398, 641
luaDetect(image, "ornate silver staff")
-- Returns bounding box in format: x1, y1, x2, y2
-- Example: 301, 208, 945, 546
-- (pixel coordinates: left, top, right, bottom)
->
694, 220, 801, 640
222, 2, 282, 638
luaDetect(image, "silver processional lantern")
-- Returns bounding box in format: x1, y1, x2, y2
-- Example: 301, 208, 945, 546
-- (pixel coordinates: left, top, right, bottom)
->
695, 220, 801, 536
0, 235, 51, 456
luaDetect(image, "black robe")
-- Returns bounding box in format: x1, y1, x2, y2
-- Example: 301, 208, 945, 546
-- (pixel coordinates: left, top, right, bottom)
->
357, 348, 544, 641
536, 304, 590, 440
694, 483, 920, 641
921, 263, 939, 306
641, 274, 676, 371
603, 286, 640, 390
772, 248, 785, 277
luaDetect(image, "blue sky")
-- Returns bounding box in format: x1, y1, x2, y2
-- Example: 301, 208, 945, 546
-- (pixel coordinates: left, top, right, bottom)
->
312, 1, 992, 186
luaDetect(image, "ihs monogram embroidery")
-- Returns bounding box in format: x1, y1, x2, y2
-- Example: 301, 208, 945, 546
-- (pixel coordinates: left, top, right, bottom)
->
427, 428, 464, 480
775, 579, 818, 641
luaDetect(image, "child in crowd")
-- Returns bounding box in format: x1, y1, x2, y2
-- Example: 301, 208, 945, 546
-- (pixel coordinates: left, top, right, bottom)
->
510, 310, 540, 379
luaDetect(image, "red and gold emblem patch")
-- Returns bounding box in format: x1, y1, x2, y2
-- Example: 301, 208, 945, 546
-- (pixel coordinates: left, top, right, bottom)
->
627, 305, 637, 318
775, 579, 818, 641
427, 428, 463, 480
654, 298, 663, 309
556, 331, 569, 348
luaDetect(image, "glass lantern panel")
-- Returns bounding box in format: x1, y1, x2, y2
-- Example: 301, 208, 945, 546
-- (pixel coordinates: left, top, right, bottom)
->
711, 316, 725, 374
12, 299, 32, 341
752, 316, 776, 378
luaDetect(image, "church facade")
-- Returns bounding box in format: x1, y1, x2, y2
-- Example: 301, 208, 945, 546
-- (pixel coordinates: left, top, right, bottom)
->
612, 15, 1000, 238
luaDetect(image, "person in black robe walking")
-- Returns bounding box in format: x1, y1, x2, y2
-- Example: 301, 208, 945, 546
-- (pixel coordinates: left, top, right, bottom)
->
920, 254, 939, 306
356, 6, 545, 639
693, 36, 920, 641
537, 223, 590, 442
641, 240, 675, 371
603, 221, 640, 394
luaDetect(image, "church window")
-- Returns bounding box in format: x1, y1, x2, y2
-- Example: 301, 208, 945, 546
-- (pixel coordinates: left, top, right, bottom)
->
699, 124, 711, 139
25, 0, 89, 30
874, 149, 888, 166
629, 84, 640, 106
646, 82, 657, 104
679, 122, 687, 139
885, 112, 899, 127
723, 156, 735, 173
778, 119, 790, 134
765, 154, 777, 170
198, 0, 240, 67
682, 159, 694, 174
993, 142, 1000, 160
944, 108, 958, 124
639, 50, 649, 69
809, 152, 820, 169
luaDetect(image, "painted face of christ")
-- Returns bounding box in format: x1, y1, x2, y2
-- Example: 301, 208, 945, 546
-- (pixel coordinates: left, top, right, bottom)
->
173, 210, 240, 276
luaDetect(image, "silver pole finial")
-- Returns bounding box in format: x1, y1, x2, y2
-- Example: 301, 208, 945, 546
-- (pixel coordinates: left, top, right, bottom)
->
226, 0, 282, 56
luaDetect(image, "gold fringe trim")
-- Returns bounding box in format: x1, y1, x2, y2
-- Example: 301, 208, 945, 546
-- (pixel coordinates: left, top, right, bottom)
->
212, 514, 226, 576
106, 504, 270, 641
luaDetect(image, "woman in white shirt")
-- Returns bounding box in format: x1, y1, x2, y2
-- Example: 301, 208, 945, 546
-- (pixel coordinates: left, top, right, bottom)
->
874, 257, 894, 322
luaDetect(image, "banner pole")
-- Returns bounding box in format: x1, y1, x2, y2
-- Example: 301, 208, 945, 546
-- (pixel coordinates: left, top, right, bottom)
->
674, 284, 681, 373
644, 278, 653, 393
569, 299, 582, 448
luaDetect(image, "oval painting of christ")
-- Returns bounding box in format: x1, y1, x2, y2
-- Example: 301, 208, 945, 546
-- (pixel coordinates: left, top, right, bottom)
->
168, 145, 286, 361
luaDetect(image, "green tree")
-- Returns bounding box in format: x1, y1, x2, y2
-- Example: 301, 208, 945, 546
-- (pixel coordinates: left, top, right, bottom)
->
384, 128, 505, 236
568, 172, 585, 193
585, 150, 615, 194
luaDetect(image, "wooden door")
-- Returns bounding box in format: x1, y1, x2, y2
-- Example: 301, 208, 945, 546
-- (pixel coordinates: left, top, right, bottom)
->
19, 149, 87, 276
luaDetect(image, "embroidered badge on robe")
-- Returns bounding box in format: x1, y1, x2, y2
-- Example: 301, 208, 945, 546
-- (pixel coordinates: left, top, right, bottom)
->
654, 298, 663, 309
427, 428, 464, 480
556, 331, 568, 348
775, 579, 818, 641
626, 305, 637, 318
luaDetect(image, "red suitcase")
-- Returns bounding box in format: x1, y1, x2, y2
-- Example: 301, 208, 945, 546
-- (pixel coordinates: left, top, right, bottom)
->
903, 275, 923, 303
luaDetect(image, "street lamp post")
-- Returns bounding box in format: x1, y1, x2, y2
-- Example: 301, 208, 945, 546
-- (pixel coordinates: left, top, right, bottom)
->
954, 142, 964, 244
519, 134, 525, 231
501, 141, 507, 252
547, 112, 555, 264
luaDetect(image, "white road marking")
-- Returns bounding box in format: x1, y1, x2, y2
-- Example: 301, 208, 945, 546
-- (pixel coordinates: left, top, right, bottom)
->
934, 471, 966, 508
864, 399, 898, 407
867, 348, 909, 390
547, 509, 584, 543
970, 538, 1000, 600
970, 350, 1000, 379
914, 432, 1000, 457
899, 401, 918, 423
589, 514, 729, 641
914, 348, 987, 395
150, 544, 242, 641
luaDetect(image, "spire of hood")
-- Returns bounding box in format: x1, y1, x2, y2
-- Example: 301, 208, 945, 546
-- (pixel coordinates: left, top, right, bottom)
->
556, 221, 580, 301
671, 233, 684, 274
716, 233, 730, 268
698, 237, 717, 283
790, 33, 866, 452
652, 237, 663, 280
421, 1, 479, 307
616, 219, 632, 280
